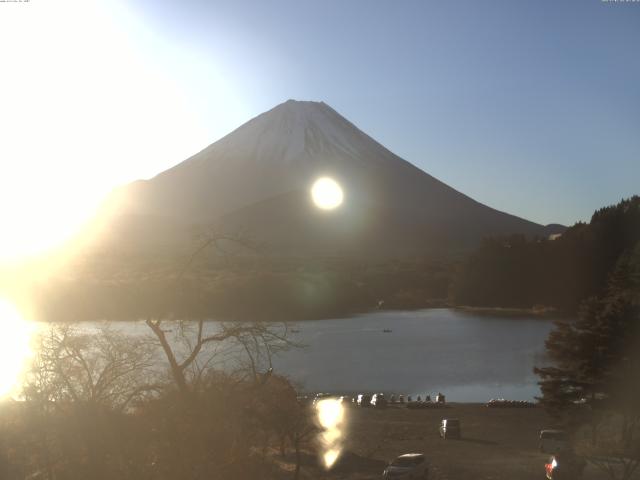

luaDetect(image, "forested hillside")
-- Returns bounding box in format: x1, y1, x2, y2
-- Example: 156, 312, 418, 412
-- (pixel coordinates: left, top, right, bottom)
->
32, 257, 451, 322
452, 196, 640, 312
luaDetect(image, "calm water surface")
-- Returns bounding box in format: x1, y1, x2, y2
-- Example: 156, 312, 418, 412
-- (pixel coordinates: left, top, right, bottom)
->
271, 308, 554, 401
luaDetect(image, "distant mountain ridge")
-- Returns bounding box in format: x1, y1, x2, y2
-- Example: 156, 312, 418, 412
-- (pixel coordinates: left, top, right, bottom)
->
98, 99, 564, 258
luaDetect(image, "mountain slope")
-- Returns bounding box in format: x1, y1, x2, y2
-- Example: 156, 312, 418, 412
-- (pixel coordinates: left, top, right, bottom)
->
99, 99, 563, 257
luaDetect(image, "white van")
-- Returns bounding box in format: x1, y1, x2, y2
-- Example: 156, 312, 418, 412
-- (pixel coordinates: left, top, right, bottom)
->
539, 430, 569, 453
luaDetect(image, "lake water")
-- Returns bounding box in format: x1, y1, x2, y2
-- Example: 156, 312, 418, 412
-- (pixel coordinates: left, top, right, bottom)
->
17, 308, 556, 402
271, 308, 555, 401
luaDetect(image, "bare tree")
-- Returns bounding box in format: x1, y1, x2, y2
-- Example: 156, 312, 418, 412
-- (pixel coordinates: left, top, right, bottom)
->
25, 324, 159, 410
145, 230, 299, 395
145, 318, 297, 394
21, 325, 161, 480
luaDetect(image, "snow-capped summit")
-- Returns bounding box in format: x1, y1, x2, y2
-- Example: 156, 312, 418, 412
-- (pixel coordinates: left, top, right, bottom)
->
206, 99, 391, 166
165, 99, 396, 174
224, 100, 350, 161
101, 100, 562, 257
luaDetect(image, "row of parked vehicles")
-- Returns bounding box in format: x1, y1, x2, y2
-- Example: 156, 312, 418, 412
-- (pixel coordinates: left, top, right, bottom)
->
311, 392, 427, 409
306, 392, 447, 408
306, 393, 389, 408
486, 398, 536, 408
356, 393, 387, 408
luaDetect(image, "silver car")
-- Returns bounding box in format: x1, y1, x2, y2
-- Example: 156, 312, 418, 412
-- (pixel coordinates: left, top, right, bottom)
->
382, 453, 429, 479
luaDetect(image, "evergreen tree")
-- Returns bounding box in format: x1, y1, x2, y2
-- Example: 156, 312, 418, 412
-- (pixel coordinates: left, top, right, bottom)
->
535, 243, 640, 479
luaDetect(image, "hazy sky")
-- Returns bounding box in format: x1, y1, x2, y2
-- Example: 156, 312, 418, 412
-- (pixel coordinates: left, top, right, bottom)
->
1, 0, 638, 258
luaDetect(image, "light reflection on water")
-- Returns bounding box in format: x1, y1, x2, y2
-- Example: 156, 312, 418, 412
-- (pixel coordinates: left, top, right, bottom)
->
315, 398, 346, 469
0, 305, 556, 402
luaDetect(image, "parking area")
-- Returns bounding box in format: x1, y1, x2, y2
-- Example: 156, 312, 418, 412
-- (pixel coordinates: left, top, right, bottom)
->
316, 403, 619, 480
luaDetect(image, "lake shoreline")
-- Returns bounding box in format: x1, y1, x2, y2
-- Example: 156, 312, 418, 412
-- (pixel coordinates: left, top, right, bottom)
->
453, 305, 562, 317
34, 302, 564, 323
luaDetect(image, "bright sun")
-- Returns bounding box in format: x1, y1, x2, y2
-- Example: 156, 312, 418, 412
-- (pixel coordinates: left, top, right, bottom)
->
311, 177, 344, 210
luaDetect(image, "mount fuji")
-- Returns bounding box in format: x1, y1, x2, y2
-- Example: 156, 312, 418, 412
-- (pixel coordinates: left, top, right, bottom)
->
98, 100, 562, 258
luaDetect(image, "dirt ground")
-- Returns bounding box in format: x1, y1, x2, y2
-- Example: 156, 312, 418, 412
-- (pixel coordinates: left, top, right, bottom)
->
281, 403, 635, 480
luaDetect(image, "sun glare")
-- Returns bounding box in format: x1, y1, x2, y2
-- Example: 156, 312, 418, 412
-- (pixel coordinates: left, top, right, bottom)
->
311, 177, 344, 210
0, 300, 35, 398
0, 0, 248, 262
315, 398, 346, 469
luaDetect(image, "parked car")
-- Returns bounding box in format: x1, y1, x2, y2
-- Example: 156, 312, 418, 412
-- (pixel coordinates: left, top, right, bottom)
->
371, 393, 387, 408
545, 452, 586, 479
357, 393, 372, 407
439, 418, 461, 439
539, 429, 569, 453
382, 453, 429, 479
